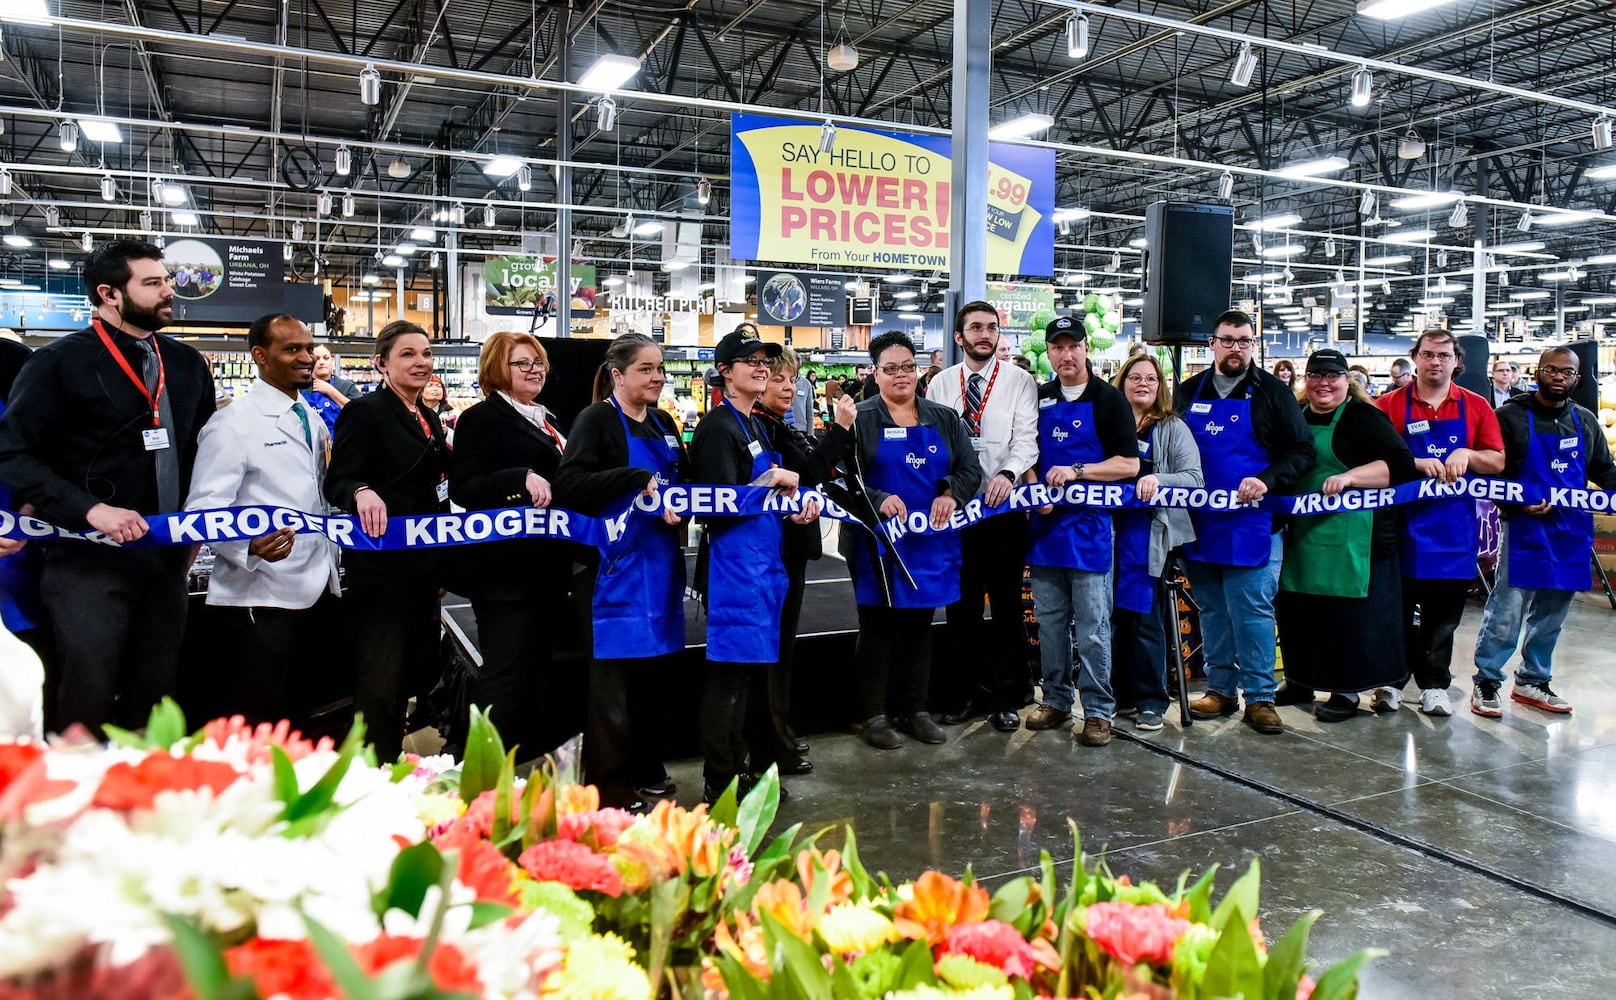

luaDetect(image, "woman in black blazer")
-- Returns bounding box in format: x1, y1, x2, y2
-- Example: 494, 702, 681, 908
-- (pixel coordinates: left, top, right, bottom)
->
448, 332, 578, 759
325, 320, 451, 760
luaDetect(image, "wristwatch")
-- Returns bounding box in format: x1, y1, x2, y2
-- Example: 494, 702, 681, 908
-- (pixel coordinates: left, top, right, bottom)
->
1072, 463, 1085, 480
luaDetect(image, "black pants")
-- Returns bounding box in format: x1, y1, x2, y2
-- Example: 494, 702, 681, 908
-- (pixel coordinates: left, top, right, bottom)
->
41, 545, 190, 736
344, 570, 441, 761
471, 593, 568, 761
856, 604, 934, 720
701, 659, 755, 786
573, 563, 670, 804
207, 594, 340, 727
1110, 580, 1171, 716
935, 515, 1029, 713
1402, 577, 1471, 691
747, 555, 806, 765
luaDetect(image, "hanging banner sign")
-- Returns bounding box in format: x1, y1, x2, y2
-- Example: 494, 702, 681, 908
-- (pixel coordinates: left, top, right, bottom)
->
985, 282, 1056, 339
756, 270, 846, 327
484, 257, 598, 318
165, 238, 286, 323
729, 113, 1056, 276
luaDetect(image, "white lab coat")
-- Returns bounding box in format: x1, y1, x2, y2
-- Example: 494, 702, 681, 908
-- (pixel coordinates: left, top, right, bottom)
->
185, 378, 341, 609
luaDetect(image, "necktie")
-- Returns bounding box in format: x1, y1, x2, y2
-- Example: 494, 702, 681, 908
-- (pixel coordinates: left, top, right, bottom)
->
965, 372, 984, 437
291, 400, 313, 448
137, 338, 180, 513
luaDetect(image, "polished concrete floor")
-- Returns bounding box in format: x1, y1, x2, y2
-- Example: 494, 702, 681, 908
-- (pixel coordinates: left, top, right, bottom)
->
652, 589, 1616, 999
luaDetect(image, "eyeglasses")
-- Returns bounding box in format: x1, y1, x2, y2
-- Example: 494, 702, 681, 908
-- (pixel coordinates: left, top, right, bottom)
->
1305, 371, 1346, 382
1416, 351, 1454, 362
1538, 364, 1581, 379
1124, 374, 1159, 385
508, 359, 547, 372
729, 356, 772, 368
879, 362, 919, 375
1212, 336, 1257, 350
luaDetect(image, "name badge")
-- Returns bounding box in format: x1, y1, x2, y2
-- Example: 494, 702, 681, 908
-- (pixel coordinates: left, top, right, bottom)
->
1038, 397, 1056, 409
1137, 438, 1151, 455
1560, 436, 1579, 450
436, 479, 450, 503
664, 435, 680, 449
1189, 402, 1212, 414
883, 427, 907, 440
1407, 419, 1431, 435
141, 428, 171, 451
747, 439, 763, 458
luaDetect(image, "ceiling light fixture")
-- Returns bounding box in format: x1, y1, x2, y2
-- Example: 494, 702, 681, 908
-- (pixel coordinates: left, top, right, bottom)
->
49, 258, 70, 270
283, 242, 293, 261
1066, 14, 1090, 58
1325, 238, 1337, 257
517, 164, 533, 192
383, 254, 406, 268
1517, 211, 1534, 232
827, 37, 859, 72
1356, 0, 1459, 20
44, 205, 59, 228
819, 118, 837, 153
1251, 212, 1303, 231
1390, 190, 1461, 209
317, 191, 333, 216
988, 113, 1054, 139
80, 232, 92, 252
387, 157, 411, 179
139, 209, 152, 231
1277, 155, 1350, 178
291, 221, 304, 241
410, 227, 435, 242
1593, 117, 1614, 151
483, 156, 522, 178
1350, 66, 1373, 108
171, 212, 198, 226
1587, 163, 1616, 181
451, 202, 466, 226
0, 166, 9, 197
1534, 209, 1598, 227
99, 173, 116, 201
596, 96, 617, 132
1363, 253, 1412, 266
1229, 40, 1257, 87
78, 117, 122, 144
1218, 171, 1234, 200
1489, 240, 1545, 254
483, 204, 497, 227
429, 252, 440, 270
58, 120, 78, 152
361, 272, 381, 286
335, 144, 352, 176
341, 192, 355, 217
1396, 129, 1426, 160
395, 242, 416, 255
633, 220, 665, 236
1449, 201, 1469, 228
696, 178, 711, 205
1359, 190, 1378, 216
359, 63, 381, 105
579, 53, 642, 91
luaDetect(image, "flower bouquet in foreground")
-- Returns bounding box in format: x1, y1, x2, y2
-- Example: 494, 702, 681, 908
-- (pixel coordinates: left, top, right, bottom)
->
0, 702, 1381, 999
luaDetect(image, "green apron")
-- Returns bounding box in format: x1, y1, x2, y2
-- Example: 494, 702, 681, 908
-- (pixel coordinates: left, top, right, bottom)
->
1280, 403, 1372, 598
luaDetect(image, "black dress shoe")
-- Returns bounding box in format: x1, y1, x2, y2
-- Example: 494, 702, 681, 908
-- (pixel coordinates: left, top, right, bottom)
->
774, 757, 814, 776
937, 704, 978, 725
859, 715, 904, 750
988, 710, 1020, 732
792, 737, 810, 754
896, 712, 947, 744
742, 773, 791, 803
1314, 693, 1359, 723
635, 775, 677, 798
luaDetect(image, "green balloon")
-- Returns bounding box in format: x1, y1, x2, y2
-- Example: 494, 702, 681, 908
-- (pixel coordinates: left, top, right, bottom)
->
1029, 308, 1057, 332
1037, 355, 1053, 376
1082, 293, 1102, 314
1025, 331, 1046, 355
1089, 330, 1116, 351
1084, 312, 1102, 334
1103, 310, 1122, 332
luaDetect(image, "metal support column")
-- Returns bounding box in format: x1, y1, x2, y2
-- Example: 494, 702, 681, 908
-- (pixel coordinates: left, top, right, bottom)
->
555, 5, 573, 338
1472, 163, 1489, 342
945, 0, 990, 363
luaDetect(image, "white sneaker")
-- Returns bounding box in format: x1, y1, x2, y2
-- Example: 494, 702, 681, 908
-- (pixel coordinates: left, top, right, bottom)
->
1419, 688, 1453, 717
1511, 682, 1572, 714
1370, 686, 1403, 712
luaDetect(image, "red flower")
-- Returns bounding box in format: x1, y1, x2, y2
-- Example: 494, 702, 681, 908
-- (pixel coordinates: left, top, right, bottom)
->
92, 753, 242, 811
352, 935, 483, 994
940, 919, 1040, 979
518, 839, 625, 897
0, 741, 75, 822
226, 938, 335, 1000
200, 716, 333, 765
0, 741, 44, 795
556, 807, 637, 849
1082, 902, 1194, 968
454, 837, 523, 905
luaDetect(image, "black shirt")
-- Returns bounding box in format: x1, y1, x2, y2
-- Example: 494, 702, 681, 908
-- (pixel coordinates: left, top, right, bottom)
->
1299, 398, 1417, 548
0, 324, 215, 527
1035, 372, 1137, 465
552, 400, 688, 516
1494, 395, 1616, 516
755, 407, 853, 562
1173, 365, 1315, 492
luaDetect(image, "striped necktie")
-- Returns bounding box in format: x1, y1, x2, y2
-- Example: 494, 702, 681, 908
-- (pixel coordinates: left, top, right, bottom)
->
965, 372, 984, 436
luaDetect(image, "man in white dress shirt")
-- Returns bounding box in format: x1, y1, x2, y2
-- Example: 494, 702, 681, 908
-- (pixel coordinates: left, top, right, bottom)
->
925, 300, 1041, 731
186, 314, 340, 725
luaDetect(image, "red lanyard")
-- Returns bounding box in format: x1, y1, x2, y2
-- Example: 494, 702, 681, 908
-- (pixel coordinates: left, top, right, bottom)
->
541, 419, 564, 449
411, 406, 433, 438
959, 360, 1001, 432
93, 318, 165, 427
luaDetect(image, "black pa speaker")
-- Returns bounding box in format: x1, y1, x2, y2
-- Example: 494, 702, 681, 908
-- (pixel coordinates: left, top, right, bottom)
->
1566, 339, 1600, 413
1142, 202, 1234, 345
1453, 335, 1491, 399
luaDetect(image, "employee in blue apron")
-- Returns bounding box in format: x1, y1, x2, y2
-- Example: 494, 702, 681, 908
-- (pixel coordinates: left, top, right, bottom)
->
1108, 354, 1202, 733
1373, 330, 1504, 718
1024, 316, 1138, 748
1471, 346, 1616, 719
689, 329, 819, 803
552, 333, 688, 811
1171, 309, 1314, 735
839, 331, 983, 750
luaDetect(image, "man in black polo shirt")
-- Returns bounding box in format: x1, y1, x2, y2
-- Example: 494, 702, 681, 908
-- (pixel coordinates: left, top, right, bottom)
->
0, 240, 215, 735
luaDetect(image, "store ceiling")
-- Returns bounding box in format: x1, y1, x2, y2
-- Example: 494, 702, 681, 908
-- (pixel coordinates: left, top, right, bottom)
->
1, 0, 1613, 333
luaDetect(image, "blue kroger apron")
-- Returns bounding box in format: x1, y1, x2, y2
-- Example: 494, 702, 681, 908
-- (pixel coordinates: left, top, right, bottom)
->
704, 401, 788, 663
1113, 427, 1155, 613
1027, 396, 1110, 571
1508, 410, 1593, 591
1400, 390, 1478, 579
591, 400, 685, 659
0, 396, 39, 633
850, 423, 961, 608
1182, 379, 1272, 567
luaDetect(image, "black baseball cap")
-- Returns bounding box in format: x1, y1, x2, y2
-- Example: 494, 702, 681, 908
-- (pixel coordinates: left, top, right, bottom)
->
1305, 348, 1349, 374
715, 329, 783, 366
1045, 314, 1086, 342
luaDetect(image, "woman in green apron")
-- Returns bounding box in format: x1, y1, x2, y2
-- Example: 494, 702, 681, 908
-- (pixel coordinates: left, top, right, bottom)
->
1276, 350, 1419, 722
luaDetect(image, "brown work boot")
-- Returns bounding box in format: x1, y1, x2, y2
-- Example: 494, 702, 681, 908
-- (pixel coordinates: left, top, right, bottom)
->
1244, 702, 1284, 734
1188, 691, 1239, 720
1077, 717, 1113, 747
1025, 704, 1072, 731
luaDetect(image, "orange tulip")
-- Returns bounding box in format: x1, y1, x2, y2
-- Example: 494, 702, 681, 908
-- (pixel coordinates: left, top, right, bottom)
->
892, 871, 990, 945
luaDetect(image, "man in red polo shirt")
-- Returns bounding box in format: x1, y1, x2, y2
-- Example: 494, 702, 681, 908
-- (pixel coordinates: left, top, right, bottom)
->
1374, 329, 1505, 717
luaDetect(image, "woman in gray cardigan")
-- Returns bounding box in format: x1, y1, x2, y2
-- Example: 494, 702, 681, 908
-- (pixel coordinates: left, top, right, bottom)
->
1109, 354, 1204, 730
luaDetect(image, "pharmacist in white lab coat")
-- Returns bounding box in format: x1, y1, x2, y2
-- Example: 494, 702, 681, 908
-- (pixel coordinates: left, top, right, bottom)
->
185, 314, 341, 725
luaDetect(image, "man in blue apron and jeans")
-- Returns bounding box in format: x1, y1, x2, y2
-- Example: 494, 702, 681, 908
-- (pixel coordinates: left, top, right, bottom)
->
1171, 310, 1315, 734
1471, 346, 1616, 718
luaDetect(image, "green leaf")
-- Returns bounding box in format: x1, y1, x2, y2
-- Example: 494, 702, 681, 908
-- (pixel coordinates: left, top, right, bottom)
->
491, 749, 517, 847
102, 723, 149, 750
1307, 947, 1388, 1000
1181, 865, 1220, 925
283, 716, 366, 829
736, 766, 780, 857
1263, 909, 1322, 1000
829, 953, 867, 999
160, 913, 254, 1000
1200, 907, 1265, 1000
302, 911, 381, 1000
841, 826, 875, 902
726, 823, 805, 914
458, 705, 505, 806
389, 759, 419, 783
519, 880, 596, 940
270, 746, 300, 807
714, 953, 773, 1000
708, 776, 741, 831
375, 840, 446, 920
467, 900, 516, 930
989, 876, 1033, 927
760, 909, 832, 998
894, 937, 939, 988
647, 877, 688, 987
1210, 858, 1261, 932
145, 697, 189, 749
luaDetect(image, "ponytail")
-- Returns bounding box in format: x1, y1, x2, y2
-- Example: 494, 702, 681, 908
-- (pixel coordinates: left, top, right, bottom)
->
592, 332, 659, 403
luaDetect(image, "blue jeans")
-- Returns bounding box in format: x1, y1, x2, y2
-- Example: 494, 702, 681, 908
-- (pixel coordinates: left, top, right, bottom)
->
1473, 522, 1576, 688
1030, 564, 1115, 717
1184, 533, 1282, 705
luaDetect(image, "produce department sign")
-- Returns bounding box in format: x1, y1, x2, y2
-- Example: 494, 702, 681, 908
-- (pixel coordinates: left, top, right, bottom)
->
986, 282, 1056, 339
164, 238, 285, 323
484, 257, 597, 318
730, 113, 1055, 277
